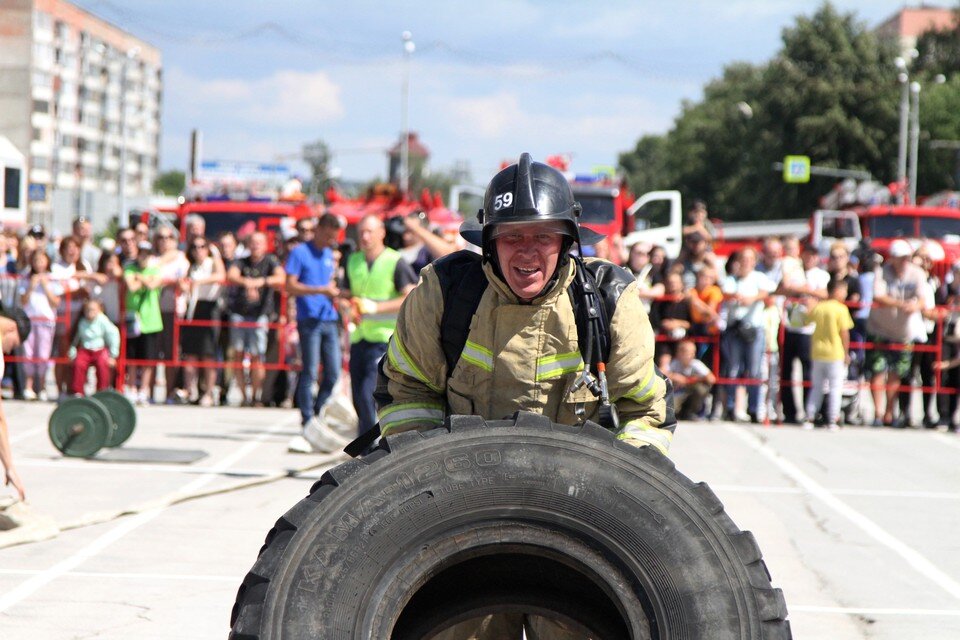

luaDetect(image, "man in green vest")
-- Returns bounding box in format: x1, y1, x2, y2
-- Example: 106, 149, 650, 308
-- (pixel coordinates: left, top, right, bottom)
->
341, 215, 418, 436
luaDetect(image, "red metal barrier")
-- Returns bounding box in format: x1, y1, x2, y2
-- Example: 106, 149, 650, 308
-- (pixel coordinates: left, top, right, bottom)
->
4, 272, 957, 409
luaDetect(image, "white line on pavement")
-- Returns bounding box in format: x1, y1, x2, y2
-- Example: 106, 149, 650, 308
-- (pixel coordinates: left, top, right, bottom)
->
0, 414, 302, 615
711, 484, 960, 500
790, 605, 960, 616
725, 424, 960, 602
931, 433, 960, 451
0, 569, 237, 583
17, 458, 279, 477
10, 426, 47, 444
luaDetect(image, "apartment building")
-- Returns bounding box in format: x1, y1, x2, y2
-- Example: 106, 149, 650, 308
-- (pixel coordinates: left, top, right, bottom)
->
0, 0, 161, 230
876, 5, 958, 54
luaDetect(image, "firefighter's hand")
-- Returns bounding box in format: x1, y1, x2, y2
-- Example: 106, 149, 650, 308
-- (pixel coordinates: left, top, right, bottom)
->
355, 298, 378, 316
5, 467, 25, 502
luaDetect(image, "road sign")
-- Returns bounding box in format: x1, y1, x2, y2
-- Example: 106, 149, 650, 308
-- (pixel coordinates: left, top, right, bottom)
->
783, 155, 811, 183
27, 182, 47, 202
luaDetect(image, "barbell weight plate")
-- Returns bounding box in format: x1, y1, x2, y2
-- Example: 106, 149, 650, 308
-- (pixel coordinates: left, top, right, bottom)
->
48, 397, 112, 458
93, 389, 137, 448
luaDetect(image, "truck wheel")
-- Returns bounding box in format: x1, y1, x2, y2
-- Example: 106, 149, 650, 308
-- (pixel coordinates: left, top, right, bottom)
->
230, 412, 791, 640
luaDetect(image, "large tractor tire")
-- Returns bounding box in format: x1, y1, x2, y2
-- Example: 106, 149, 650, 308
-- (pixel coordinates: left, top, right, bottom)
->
230, 412, 790, 640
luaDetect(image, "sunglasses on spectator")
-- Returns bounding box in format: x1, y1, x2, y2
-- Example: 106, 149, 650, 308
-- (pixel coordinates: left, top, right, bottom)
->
829, 253, 846, 259
191, 243, 208, 249
157, 234, 174, 240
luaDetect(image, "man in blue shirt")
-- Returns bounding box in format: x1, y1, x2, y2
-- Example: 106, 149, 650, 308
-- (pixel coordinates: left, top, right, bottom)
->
285, 213, 349, 453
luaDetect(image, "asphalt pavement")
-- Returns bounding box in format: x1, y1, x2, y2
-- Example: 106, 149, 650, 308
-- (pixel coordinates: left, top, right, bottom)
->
0, 399, 958, 639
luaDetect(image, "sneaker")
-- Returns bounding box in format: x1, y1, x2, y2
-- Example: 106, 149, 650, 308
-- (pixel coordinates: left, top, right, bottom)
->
827, 423, 839, 431
199, 394, 214, 407
302, 417, 351, 453
22, 388, 36, 401
801, 421, 815, 430
287, 434, 314, 454
37, 390, 49, 402
136, 390, 149, 406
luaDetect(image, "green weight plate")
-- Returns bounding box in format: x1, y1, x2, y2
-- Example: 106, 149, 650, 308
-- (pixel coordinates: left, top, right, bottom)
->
48, 397, 111, 458
93, 389, 137, 448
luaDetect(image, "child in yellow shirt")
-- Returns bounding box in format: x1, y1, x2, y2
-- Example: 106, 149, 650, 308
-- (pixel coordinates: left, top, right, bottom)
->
802, 278, 853, 430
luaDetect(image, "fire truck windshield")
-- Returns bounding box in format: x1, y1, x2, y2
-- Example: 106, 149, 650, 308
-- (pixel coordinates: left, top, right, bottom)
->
869, 215, 960, 240
190, 211, 282, 238
576, 194, 615, 224
869, 216, 914, 238
919, 216, 960, 239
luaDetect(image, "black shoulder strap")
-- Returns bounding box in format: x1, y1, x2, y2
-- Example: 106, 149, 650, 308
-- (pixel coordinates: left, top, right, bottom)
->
436, 250, 488, 373
569, 260, 635, 364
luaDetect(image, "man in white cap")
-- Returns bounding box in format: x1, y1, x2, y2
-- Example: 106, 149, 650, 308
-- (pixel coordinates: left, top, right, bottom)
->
867, 239, 929, 427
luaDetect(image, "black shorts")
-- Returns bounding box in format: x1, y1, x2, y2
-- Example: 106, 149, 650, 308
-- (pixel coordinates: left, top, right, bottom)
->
127, 332, 160, 362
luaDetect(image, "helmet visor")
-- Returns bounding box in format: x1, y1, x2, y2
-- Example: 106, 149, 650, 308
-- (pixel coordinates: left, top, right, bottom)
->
488, 220, 573, 241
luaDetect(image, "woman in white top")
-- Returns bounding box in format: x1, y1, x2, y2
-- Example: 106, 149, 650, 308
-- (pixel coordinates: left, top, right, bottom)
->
180, 238, 225, 406
153, 228, 190, 402
52, 237, 93, 398
18, 251, 62, 400
719, 247, 775, 421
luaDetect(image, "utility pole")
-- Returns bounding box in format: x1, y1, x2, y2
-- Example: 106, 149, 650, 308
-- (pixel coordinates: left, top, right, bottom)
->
895, 56, 910, 204
909, 81, 921, 205
400, 31, 415, 194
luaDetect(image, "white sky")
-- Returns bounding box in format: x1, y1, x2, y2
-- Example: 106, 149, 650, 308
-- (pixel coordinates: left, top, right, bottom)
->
76, 0, 910, 184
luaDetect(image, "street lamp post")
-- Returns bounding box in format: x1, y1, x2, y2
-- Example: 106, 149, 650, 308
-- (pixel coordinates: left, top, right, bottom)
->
895, 56, 910, 203
909, 81, 921, 205
118, 46, 139, 229
400, 31, 415, 194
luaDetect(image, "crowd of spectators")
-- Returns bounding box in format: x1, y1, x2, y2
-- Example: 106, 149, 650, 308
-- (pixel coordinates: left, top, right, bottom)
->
623, 201, 957, 431
0, 211, 457, 424
1, 198, 957, 436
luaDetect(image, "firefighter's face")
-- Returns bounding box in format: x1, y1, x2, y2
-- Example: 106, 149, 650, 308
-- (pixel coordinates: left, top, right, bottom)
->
493, 222, 565, 302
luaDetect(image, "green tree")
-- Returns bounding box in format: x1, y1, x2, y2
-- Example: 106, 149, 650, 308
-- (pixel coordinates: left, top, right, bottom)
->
917, 75, 960, 194
618, 134, 669, 197
914, 6, 960, 79
619, 2, 902, 221
153, 170, 185, 196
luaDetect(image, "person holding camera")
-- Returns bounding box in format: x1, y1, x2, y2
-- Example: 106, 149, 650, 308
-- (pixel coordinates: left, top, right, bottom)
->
385, 211, 456, 275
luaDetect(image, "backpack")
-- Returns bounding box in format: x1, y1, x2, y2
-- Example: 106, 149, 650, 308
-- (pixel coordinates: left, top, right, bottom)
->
433, 250, 634, 374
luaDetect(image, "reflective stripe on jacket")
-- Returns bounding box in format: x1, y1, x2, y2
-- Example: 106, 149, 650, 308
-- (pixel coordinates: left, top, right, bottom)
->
379, 257, 673, 454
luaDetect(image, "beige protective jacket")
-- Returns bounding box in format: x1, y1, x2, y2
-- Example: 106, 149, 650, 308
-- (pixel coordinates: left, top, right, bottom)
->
379, 257, 673, 454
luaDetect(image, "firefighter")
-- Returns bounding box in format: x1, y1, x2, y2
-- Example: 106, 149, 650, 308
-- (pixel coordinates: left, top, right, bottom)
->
375, 153, 674, 638
378, 152, 673, 451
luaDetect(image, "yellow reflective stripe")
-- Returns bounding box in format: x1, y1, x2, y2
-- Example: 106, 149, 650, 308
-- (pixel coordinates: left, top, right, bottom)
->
388, 335, 441, 392
461, 340, 494, 372
622, 367, 657, 404
379, 402, 445, 435
535, 351, 583, 381
617, 422, 673, 455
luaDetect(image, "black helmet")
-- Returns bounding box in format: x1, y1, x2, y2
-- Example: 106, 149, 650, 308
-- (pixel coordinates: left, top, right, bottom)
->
0, 307, 31, 343
460, 153, 604, 249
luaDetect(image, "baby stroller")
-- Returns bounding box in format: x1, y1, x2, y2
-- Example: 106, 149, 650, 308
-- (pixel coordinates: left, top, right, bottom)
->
839, 347, 864, 426
808, 347, 864, 427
